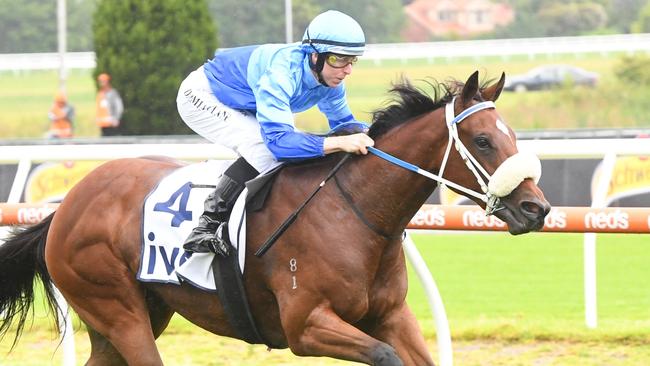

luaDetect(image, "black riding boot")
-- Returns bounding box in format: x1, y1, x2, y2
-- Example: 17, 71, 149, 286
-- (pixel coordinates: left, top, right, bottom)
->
183, 157, 259, 256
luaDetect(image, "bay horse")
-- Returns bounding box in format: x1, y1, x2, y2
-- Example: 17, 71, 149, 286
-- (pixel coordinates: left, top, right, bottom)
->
0, 71, 549, 365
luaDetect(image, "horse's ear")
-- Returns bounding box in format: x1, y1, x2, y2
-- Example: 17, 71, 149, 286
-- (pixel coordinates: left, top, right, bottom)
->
482, 72, 506, 102
461, 71, 480, 106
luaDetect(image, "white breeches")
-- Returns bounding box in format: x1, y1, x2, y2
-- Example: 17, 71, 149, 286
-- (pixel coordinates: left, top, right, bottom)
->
176, 66, 280, 173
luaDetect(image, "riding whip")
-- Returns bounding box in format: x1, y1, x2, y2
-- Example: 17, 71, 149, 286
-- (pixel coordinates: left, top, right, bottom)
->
254, 153, 351, 257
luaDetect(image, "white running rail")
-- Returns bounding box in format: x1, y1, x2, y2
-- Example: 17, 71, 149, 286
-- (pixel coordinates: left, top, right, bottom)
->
2, 33, 649, 71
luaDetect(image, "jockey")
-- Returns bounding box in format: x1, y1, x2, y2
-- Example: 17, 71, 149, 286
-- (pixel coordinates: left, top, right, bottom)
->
177, 10, 374, 255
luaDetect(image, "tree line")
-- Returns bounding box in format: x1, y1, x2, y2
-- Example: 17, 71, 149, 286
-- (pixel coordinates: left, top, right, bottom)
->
486, 0, 650, 39
0, 0, 404, 53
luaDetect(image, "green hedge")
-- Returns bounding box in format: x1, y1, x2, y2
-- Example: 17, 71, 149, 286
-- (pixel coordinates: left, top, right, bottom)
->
93, 0, 217, 135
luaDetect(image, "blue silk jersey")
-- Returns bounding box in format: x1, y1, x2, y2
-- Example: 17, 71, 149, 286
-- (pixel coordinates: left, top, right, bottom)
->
203, 44, 355, 161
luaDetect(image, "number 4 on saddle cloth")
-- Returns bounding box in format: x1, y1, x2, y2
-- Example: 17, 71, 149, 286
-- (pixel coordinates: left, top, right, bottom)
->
137, 159, 275, 291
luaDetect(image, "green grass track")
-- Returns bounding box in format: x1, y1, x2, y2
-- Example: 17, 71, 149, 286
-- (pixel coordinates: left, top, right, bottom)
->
1, 232, 649, 365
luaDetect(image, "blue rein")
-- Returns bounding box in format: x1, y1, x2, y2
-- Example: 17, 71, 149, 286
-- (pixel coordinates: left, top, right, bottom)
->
366, 100, 497, 205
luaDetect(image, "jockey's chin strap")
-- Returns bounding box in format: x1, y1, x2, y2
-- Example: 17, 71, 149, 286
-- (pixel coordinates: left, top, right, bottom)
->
368, 97, 506, 215
305, 32, 330, 87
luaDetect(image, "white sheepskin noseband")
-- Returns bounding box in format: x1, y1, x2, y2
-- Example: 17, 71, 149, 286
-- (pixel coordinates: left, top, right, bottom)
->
487, 152, 541, 197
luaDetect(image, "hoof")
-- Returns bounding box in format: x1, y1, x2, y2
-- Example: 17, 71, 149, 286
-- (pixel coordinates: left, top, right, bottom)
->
370, 343, 403, 366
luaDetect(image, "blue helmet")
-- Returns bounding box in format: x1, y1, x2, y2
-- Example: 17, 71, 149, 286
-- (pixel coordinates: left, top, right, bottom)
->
302, 10, 365, 56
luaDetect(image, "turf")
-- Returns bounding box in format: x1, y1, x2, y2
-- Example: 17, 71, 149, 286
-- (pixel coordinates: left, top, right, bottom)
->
1, 232, 649, 364
406, 232, 650, 342
0, 69, 96, 138
4, 232, 649, 340
2, 52, 647, 140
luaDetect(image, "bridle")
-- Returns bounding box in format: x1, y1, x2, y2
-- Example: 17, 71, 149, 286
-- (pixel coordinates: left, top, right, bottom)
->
366, 98, 497, 213
365, 97, 542, 214
439, 96, 502, 214
257, 97, 542, 255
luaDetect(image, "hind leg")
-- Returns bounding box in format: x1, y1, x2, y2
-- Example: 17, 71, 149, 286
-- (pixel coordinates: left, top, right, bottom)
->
86, 326, 127, 366
144, 289, 175, 338
74, 294, 163, 366
85, 290, 174, 366
53, 260, 169, 365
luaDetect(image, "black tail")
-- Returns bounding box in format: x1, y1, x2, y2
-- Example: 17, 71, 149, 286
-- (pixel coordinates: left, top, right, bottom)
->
0, 213, 60, 349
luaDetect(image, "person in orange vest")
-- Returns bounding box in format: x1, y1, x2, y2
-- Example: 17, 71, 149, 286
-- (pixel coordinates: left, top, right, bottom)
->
95, 73, 124, 136
47, 91, 74, 139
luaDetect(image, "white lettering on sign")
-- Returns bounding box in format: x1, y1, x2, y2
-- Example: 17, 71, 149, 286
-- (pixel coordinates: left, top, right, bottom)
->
462, 210, 506, 228
17, 207, 56, 224
410, 207, 445, 227
585, 210, 629, 230
544, 210, 567, 229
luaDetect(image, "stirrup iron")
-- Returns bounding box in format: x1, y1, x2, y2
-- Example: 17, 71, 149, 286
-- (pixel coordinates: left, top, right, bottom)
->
208, 222, 230, 257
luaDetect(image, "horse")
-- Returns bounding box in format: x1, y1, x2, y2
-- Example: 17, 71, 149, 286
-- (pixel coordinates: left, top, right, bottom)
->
0, 71, 550, 365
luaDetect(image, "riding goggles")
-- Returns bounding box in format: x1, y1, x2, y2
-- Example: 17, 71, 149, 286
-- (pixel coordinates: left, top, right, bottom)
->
325, 53, 358, 68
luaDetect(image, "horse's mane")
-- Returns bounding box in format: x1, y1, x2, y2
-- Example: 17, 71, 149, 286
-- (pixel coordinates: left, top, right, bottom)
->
369, 77, 495, 138
290, 77, 491, 168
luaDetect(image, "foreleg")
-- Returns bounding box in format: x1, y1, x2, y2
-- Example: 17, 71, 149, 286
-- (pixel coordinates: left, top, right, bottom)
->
283, 304, 404, 366
369, 303, 435, 366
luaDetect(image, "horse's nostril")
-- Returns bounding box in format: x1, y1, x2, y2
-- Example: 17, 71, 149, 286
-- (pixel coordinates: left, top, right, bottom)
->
521, 200, 548, 220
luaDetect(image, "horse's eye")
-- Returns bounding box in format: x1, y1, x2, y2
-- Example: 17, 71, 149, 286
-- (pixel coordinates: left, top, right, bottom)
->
474, 136, 491, 150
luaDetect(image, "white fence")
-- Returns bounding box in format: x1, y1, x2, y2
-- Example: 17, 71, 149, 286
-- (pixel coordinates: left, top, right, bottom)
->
1, 138, 650, 366
2, 33, 650, 71
364, 33, 650, 64
2, 138, 650, 162
0, 51, 96, 72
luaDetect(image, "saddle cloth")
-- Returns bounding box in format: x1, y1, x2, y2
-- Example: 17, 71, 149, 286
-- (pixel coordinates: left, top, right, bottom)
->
137, 160, 248, 292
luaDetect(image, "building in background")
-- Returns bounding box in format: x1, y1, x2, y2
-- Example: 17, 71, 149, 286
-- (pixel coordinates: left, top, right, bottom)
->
402, 0, 515, 41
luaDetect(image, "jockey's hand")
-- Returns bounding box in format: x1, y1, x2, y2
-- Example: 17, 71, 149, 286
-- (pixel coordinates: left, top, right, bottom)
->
324, 133, 375, 155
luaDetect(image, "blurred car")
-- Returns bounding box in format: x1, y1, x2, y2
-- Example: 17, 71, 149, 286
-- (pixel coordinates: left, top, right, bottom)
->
504, 64, 599, 92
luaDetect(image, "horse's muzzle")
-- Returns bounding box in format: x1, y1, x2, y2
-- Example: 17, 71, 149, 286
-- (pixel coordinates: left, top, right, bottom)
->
497, 197, 551, 235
